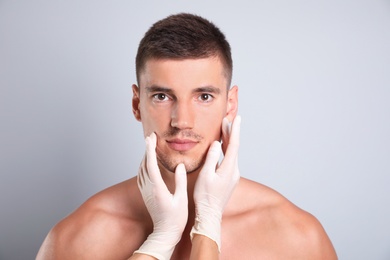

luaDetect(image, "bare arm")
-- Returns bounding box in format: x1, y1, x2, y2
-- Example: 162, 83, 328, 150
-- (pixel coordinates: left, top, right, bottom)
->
129, 253, 157, 260
130, 235, 219, 260
189, 234, 219, 260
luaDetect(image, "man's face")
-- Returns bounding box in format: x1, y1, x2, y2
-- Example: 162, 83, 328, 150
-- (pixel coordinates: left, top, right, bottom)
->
133, 57, 237, 174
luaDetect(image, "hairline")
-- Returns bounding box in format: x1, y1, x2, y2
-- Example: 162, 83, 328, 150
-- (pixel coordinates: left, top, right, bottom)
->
136, 55, 232, 90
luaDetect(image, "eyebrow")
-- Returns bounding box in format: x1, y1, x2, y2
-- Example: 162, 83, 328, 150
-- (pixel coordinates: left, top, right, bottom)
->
145, 85, 173, 94
145, 85, 221, 95
192, 86, 221, 95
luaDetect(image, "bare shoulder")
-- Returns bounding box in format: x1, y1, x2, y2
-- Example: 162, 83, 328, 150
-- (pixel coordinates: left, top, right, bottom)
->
37, 178, 151, 260
223, 178, 337, 259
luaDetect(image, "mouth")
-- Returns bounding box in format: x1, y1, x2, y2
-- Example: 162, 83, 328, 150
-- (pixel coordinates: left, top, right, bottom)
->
166, 138, 198, 152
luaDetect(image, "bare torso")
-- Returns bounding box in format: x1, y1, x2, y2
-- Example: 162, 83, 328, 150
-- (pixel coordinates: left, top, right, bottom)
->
37, 177, 336, 259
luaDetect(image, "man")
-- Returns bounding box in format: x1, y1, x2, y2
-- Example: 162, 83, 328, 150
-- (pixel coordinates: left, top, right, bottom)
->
37, 13, 337, 259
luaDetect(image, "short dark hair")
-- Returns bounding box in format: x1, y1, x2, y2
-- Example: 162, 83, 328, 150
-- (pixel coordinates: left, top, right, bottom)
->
136, 13, 233, 87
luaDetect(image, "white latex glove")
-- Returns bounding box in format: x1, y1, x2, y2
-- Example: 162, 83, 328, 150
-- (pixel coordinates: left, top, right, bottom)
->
134, 133, 188, 260
190, 115, 241, 252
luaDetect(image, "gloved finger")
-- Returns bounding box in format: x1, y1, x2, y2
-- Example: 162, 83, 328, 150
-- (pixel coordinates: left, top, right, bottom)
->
221, 117, 230, 155
137, 156, 147, 189
173, 163, 188, 200
200, 141, 222, 177
229, 115, 241, 147
220, 116, 241, 171
145, 133, 165, 187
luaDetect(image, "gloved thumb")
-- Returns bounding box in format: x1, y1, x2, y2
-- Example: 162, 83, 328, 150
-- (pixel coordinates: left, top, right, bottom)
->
174, 163, 187, 198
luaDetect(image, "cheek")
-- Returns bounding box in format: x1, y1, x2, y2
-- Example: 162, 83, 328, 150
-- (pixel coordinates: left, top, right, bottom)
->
141, 107, 170, 136
196, 102, 226, 136
200, 114, 224, 140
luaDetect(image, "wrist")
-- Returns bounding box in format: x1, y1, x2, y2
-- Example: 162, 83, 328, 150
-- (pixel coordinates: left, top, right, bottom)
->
190, 234, 219, 259
134, 229, 183, 260
190, 203, 222, 251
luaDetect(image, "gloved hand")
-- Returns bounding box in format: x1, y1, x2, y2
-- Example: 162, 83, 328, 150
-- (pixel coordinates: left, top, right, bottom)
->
134, 133, 188, 260
190, 115, 241, 252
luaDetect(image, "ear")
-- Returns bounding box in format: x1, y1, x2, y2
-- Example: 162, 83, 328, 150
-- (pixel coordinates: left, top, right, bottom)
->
132, 84, 142, 121
225, 85, 238, 122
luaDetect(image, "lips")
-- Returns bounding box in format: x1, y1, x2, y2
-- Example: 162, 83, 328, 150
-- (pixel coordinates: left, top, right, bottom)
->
166, 138, 198, 152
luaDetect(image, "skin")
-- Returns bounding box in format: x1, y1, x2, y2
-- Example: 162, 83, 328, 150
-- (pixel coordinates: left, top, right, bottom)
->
190, 234, 219, 260
37, 57, 337, 259
130, 235, 218, 260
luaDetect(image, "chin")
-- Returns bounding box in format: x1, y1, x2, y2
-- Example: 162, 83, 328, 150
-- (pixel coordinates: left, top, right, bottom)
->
158, 155, 204, 174
183, 162, 203, 174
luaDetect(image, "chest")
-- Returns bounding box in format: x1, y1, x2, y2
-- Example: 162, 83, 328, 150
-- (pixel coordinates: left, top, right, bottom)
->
170, 233, 274, 260
170, 214, 300, 260
170, 218, 269, 259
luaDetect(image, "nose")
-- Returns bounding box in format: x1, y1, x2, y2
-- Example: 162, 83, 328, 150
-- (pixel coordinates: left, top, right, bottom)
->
171, 100, 194, 129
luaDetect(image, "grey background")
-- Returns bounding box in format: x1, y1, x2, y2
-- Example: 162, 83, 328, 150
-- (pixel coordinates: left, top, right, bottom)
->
1, 0, 389, 259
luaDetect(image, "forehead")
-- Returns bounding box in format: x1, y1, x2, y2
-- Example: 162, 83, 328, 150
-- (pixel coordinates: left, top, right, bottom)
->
139, 57, 228, 90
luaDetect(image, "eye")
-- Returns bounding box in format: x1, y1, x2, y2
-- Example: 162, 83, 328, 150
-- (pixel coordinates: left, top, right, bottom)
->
152, 93, 169, 102
198, 94, 213, 102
